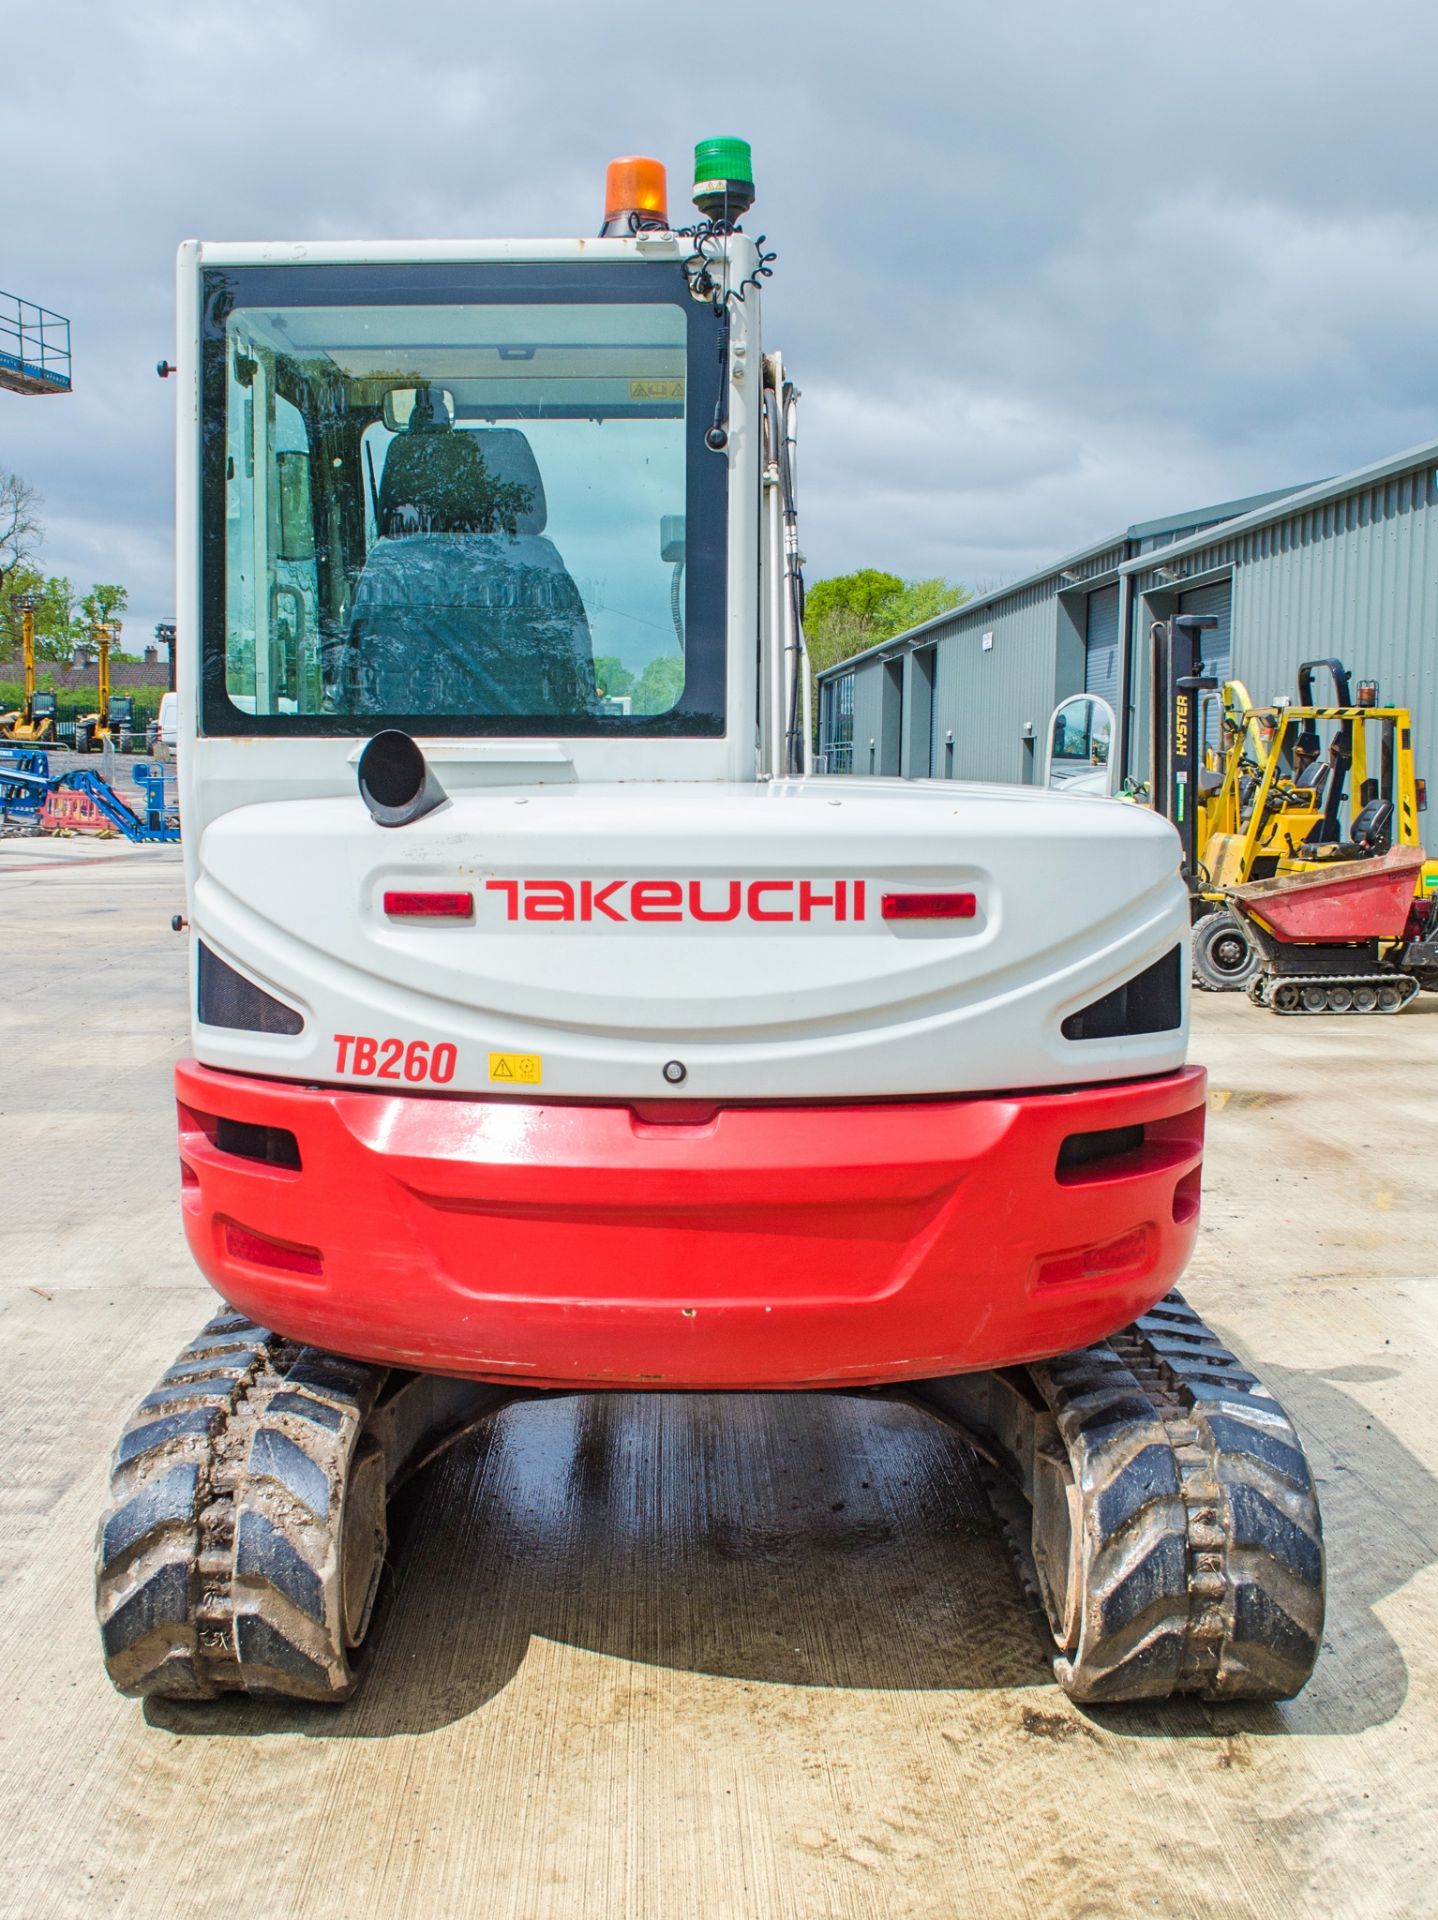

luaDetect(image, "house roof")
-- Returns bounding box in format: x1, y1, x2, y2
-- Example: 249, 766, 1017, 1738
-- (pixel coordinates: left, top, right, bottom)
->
0, 659, 171, 689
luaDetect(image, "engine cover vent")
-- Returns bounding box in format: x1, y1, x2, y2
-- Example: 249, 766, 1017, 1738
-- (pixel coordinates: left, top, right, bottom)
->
1062, 947, 1181, 1042
198, 943, 304, 1036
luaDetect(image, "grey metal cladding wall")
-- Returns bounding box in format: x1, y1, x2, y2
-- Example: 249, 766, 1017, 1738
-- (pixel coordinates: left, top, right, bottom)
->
1234, 471, 1438, 799
1233, 471, 1437, 686
848, 654, 886, 774
932, 579, 1068, 784
818, 539, 1126, 782
1130, 463, 1438, 800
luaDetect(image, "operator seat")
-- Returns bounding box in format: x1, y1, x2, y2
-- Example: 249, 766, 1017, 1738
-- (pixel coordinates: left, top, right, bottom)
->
375, 387, 495, 535
347, 398, 596, 718
1351, 797, 1394, 847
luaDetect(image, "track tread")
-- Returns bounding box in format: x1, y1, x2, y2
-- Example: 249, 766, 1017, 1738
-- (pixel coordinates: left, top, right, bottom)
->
971, 1290, 1325, 1704
95, 1310, 389, 1702
1113, 1290, 1325, 1700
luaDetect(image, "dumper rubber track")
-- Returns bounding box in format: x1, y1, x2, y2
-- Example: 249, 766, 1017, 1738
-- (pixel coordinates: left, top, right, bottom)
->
96, 1311, 535, 1701
901, 1289, 1324, 1703
1248, 970, 1418, 1015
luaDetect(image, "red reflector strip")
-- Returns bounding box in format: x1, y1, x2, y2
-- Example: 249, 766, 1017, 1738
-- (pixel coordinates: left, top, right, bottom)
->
223, 1221, 324, 1277
1033, 1226, 1151, 1289
881, 891, 977, 921
383, 890, 474, 919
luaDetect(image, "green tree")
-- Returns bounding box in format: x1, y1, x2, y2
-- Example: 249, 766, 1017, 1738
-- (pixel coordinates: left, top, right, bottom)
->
0, 571, 138, 663
592, 654, 636, 701
632, 653, 685, 716
890, 576, 971, 631
1, 567, 79, 661
80, 582, 129, 637
37, 576, 83, 659
803, 569, 970, 677
804, 569, 904, 639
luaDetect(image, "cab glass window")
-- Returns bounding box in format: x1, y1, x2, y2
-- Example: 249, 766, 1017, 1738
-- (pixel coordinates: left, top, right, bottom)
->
201, 264, 726, 736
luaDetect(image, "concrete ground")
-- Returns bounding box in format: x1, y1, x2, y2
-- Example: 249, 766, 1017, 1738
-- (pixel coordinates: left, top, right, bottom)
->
1, 838, 1435, 1920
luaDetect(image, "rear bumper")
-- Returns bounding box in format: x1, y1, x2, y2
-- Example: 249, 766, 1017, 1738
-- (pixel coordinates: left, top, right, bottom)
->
176, 1060, 1206, 1390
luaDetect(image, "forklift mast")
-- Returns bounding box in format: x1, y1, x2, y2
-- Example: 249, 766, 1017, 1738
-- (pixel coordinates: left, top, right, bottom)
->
95, 627, 111, 728
1149, 611, 1218, 887
21, 601, 36, 715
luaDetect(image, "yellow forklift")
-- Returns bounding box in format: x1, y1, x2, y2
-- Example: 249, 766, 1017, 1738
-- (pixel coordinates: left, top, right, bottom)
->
72, 624, 135, 754
1147, 624, 1434, 991
0, 594, 58, 743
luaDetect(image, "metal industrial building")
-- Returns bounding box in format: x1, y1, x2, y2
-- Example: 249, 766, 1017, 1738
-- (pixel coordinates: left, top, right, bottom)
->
816, 436, 1438, 802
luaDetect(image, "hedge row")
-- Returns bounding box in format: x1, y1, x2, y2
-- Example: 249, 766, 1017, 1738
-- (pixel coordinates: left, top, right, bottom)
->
0, 683, 167, 723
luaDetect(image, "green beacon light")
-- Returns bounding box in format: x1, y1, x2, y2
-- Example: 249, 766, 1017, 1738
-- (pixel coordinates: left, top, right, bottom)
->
692, 137, 755, 223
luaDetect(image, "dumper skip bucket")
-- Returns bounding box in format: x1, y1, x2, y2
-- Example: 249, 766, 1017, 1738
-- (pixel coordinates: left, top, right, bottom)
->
1228, 846, 1426, 943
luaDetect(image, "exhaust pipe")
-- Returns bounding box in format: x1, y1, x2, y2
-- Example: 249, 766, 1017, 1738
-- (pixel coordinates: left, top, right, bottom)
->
357, 731, 448, 828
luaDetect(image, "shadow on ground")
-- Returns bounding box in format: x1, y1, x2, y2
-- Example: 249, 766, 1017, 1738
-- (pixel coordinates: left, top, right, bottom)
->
151, 1392, 1051, 1739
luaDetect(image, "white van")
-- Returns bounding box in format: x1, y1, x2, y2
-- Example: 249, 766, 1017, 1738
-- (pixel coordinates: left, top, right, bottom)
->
148, 691, 179, 759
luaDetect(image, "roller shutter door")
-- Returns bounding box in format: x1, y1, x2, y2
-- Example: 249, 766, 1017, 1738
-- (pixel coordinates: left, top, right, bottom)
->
1084, 584, 1121, 707
1177, 578, 1232, 679
1178, 578, 1232, 750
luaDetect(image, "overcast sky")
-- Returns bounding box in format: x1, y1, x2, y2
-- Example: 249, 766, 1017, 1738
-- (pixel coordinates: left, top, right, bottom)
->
5, 0, 1438, 643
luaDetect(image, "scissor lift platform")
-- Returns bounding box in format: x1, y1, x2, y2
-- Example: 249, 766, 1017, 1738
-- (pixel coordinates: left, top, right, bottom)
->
0, 291, 70, 395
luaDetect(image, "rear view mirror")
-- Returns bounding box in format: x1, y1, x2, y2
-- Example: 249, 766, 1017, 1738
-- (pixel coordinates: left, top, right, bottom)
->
276, 452, 316, 561
382, 386, 456, 433
1045, 694, 1118, 797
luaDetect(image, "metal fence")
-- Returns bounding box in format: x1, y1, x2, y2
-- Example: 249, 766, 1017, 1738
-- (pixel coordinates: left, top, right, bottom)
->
39, 723, 161, 754
0, 290, 72, 395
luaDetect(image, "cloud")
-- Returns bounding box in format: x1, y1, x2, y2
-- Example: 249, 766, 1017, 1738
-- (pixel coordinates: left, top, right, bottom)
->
4, 0, 1438, 632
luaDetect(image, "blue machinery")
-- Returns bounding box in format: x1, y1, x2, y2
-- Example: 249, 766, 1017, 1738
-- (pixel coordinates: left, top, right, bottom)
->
0, 290, 71, 396
0, 750, 179, 842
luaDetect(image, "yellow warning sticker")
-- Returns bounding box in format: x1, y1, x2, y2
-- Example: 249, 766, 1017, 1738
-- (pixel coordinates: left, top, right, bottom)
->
629, 378, 685, 402
488, 1051, 542, 1086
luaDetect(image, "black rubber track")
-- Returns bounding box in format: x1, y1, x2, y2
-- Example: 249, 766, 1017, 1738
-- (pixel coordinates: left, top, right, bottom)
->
1249, 970, 1418, 1015
1013, 1290, 1324, 1703
1024, 1343, 1192, 1702
97, 1313, 274, 1697
1110, 1293, 1325, 1699
913, 1290, 1326, 1703
95, 1312, 391, 1701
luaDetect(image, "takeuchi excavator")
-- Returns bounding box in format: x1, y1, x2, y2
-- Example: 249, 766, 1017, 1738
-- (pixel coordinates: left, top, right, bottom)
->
95, 145, 1324, 1709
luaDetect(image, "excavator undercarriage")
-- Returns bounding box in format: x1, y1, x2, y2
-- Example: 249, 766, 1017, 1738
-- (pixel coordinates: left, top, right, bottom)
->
97, 1292, 1323, 1707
